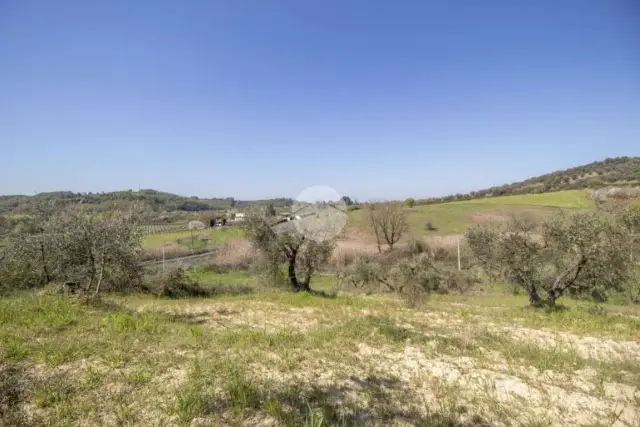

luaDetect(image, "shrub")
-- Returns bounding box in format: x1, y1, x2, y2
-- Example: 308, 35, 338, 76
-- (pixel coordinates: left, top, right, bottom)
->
155, 269, 211, 298
407, 238, 429, 255
0, 203, 143, 294
337, 252, 477, 306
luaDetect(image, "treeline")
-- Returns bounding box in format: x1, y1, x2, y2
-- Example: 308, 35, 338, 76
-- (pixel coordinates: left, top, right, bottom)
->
0, 189, 294, 215
415, 156, 640, 205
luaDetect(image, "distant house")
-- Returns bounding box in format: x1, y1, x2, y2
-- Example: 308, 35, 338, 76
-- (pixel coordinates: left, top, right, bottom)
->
234, 212, 246, 220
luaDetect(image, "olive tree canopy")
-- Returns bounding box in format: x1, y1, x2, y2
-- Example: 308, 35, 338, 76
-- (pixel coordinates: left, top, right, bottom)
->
466, 211, 633, 307
243, 212, 333, 292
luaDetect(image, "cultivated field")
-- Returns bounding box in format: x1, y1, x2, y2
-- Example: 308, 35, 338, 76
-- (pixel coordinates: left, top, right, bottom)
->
1, 288, 638, 427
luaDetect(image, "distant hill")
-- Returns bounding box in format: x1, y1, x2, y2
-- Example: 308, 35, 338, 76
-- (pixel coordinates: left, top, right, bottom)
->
417, 156, 640, 205
0, 189, 294, 215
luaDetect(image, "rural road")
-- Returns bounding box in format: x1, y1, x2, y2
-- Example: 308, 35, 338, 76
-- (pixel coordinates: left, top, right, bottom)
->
139, 250, 216, 267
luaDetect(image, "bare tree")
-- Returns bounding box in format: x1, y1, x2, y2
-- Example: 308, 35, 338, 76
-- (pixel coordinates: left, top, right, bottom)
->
243, 212, 333, 292
466, 211, 633, 308
367, 202, 408, 251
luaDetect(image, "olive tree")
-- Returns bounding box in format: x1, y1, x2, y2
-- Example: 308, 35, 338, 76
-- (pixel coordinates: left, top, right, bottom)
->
0, 204, 143, 294
466, 211, 633, 307
337, 253, 452, 307
243, 213, 333, 292
367, 202, 408, 252
616, 199, 640, 302
617, 198, 640, 259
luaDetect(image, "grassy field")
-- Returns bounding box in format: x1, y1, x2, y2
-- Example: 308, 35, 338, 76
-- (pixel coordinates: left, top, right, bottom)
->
446, 190, 595, 209
348, 190, 594, 236
143, 227, 244, 248
1, 289, 638, 427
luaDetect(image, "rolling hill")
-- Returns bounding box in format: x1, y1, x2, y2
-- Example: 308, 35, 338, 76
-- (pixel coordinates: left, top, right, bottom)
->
416, 156, 640, 205
2, 156, 637, 216
0, 189, 294, 215
348, 189, 594, 237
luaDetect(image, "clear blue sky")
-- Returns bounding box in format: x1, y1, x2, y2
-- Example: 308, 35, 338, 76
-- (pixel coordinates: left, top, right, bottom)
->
1, 0, 639, 201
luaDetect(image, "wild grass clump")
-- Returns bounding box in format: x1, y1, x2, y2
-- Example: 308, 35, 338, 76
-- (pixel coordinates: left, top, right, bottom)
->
154, 269, 212, 298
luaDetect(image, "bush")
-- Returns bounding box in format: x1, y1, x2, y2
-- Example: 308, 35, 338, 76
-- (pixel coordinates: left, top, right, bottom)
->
154, 269, 211, 298
407, 238, 429, 255
399, 281, 429, 308
620, 267, 640, 304
0, 204, 143, 294
337, 252, 478, 306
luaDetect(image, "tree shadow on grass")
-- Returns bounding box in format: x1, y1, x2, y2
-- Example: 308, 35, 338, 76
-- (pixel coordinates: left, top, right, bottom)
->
199, 372, 494, 427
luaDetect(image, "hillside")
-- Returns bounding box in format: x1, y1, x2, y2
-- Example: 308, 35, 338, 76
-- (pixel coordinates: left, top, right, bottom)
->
2, 156, 637, 215
0, 189, 294, 215
417, 156, 640, 205
348, 189, 594, 238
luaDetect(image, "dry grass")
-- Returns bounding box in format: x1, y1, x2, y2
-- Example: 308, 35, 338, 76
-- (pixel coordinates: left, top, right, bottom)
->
1, 290, 638, 427
210, 238, 260, 270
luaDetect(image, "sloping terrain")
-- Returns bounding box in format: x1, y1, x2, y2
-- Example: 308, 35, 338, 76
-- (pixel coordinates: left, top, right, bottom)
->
416, 157, 640, 205
1, 292, 638, 427
348, 190, 593, 237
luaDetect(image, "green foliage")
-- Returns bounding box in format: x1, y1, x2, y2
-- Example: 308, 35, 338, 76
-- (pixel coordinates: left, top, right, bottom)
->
587, 178, 604, 188
404, 198, 416, 208
0, 190, 294, 215
466, 211, 634, 307
337, 251, 477, 307
243, 213, 334, 291
0, 203, 143, 294
154, 268, 212, 298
